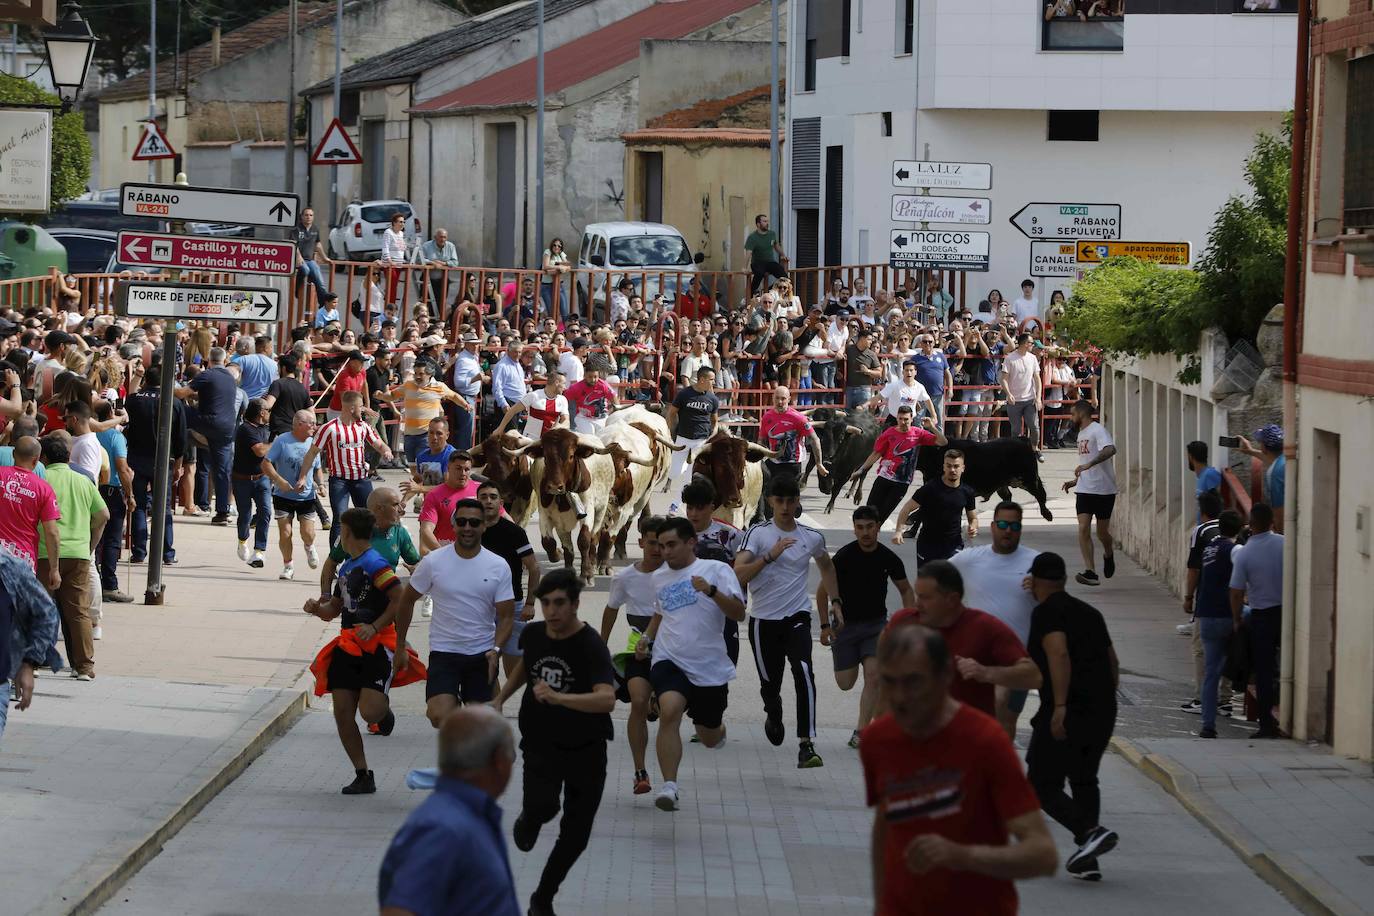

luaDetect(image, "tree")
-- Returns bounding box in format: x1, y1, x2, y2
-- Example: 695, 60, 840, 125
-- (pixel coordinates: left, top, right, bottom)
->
0, 75, 92, 215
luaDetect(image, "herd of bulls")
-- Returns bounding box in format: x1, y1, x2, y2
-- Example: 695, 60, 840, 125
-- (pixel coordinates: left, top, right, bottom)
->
467, 403, 1053, 585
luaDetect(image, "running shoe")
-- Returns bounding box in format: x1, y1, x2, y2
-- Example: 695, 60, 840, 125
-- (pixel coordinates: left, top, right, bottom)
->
1075, 570, 1100, 587
102, 590, 133, 603
1180, 698, 1202, 713
341, 770, 376, 795
249, 551, 265, 569
237, 540, 250, 562
1066, 827, 1117, 874
73, 673, 93, 682
92, 625, 103, 641
1070, 857, 1102, 881
305, 545, 320, 569
1176, 622, 1193, 636
420, 595, 433, 618
763, 711, 785, 747
527, 897, 557, 916
279, 564, 295, 581
377, 710, 396, 736
633, 770, 652, 795
1219, 703, 1233, 718
1103, 552, 1116, 579
797, 741, 824, 769
654, 783, 679, 812
1195, 727, 1217, 738
847, 730, 860, 749
513, 813, 541, 850
210, 513, 231, 527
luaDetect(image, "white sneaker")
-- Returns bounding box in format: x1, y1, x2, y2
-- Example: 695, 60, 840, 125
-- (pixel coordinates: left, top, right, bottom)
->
237, 540, 250, 562
305, 545, 319, 569
654, 782, 679, 812
92, 625, 103, 641
420, 595, 433, 618
1176, 622, 1193, 636
249, 550, 265, 569
280, 564, 295, 581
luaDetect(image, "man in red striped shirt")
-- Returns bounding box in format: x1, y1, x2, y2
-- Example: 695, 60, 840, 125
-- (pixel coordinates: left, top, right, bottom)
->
300, 390, 395, 545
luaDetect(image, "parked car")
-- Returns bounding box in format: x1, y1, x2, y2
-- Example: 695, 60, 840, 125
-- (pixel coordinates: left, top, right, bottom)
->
576, 221, 703, 306
327, 199, 420, 261
47, 228, 118, 274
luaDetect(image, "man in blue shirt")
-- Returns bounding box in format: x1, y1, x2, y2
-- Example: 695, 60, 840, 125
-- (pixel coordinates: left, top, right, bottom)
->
1240, 424, 1286, 533
379, 705, 520, 916
448, 332, 486, 450
912, 333, 952, 425
262, 410, 323, 582
314, 292, 342, 329
404, 418, 455, 508
490, 340, 528, 416
232, 335, 279, 400
1230, 502, 1285, 739
1186, 440, 1222, 521
179, 347, 239, 525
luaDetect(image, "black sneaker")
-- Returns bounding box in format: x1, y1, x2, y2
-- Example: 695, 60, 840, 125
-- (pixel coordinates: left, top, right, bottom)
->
528, 896, 557, 916
1075, 570, 1100, 587
764, 711, 785, 747
1195, 727, 1217, 738
376, 710, 396, 736
1180, 698, 1202, 713
901, 520, 919, 541
1218, 703, 1233, 718
1070, 857, 1102, 881
1103, 552, 1116, 579
1066, 826, 1117, 873
341, 769, 376, 795
513, 813, 540, 852
210, 513, 231, 526
797, 741, 824, 769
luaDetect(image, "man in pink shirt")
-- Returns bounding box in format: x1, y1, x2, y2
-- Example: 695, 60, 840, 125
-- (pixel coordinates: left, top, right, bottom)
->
0, 437, 61, 588
566, 361, 618, 435
418, 451, 480, 552
757, 385, 828, 486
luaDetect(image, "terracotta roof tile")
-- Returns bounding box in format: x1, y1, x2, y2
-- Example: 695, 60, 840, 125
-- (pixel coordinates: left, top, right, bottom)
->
622, 127, 777, 147
646, 83, 781, 129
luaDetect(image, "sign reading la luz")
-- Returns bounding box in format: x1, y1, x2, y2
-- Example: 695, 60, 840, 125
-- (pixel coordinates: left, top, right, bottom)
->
890, 230, 989, 272
0, 108, 51, 214
120, 182, 299, 228
311, 118, 363, 166
1030, 242, 1077, 278
892, 160, 992, 191
891, 195, 991, 225
115, 281, 282, 322
1010, 203, 1121, 240
1076, 241, 1191, 265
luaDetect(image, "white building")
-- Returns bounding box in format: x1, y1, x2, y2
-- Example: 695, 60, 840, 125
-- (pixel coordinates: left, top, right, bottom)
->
784, 0, 1297, 305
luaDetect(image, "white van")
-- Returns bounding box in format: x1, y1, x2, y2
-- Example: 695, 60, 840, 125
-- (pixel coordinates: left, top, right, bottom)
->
576, 221, 704, 306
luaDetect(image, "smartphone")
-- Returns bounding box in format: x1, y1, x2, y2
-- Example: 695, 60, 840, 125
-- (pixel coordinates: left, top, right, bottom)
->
1218, 435, 1241, 448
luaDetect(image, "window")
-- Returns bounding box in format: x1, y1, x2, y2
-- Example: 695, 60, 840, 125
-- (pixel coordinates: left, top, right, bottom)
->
1041, 0, 1124, 52
609, 235, 692, 267
1234, 0, 1296, 11
881, 112, 892, 137
842, 0, 852, 57
899, 0, 914, 55
804, 39, 817, 91
1048, 110, 1099, 142
340, 90, 360, 127
1345, 56, 1374, 230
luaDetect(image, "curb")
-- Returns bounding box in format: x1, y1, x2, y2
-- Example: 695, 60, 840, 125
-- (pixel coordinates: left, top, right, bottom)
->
1109, 736, 1354, 916
39, 684, 312, 916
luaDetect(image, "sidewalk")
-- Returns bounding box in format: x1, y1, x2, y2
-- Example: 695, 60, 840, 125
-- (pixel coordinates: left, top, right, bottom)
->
1115, 735, 1374, 916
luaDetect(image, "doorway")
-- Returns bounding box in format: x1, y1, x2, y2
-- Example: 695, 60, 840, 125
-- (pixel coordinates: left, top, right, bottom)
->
1307, 428, 1339, 745
362, 119, 385, 199
493, 123, 517, 267
639, 151, 663, 223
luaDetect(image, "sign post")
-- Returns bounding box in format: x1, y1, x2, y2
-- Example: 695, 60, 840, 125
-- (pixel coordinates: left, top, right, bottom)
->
1075, 240, 1191, 265
1029, 241, 1079, 278
891, 160, 992, 191
890, 194, 991, 225
119, 182, 300, 227
1009, 202, 1122, 240
116, 231, 296, 275
889, 229, 990, 272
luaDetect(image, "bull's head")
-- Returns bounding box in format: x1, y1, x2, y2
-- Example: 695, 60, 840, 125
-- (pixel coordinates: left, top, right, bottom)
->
505, 428, 616, 506
474, 432, 533, 507
692, 432, 774, 509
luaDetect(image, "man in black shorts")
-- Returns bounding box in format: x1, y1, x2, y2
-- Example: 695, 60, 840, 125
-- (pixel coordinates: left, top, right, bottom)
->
1061, 400, 1118, 587
491, 569, 616, 916
261, 409, 324, 581
819, 505, 915, 748
477, 481, 542, 684
636, 518, 747, 812
892, 448, 978, 566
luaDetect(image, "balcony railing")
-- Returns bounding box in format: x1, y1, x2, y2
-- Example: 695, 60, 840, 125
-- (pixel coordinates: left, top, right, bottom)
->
1041, 2, 1124, 52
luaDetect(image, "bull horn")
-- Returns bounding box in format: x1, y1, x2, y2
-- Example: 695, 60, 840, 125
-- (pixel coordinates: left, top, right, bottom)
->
845, 425, 862, 436
654, 432, 685, 451
627, 453, 656, 467
502, 441, 539, 458
746, 442, 777, 458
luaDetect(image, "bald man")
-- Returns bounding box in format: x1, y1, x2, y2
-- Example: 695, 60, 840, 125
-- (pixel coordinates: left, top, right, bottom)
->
319, 486, 420, 595
262, 409, 324, 581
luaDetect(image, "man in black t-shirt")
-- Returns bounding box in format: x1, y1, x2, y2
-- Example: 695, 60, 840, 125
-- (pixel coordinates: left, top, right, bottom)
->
820, 505, 915, 748
665, 365, 719, 498
1181, 490, 1224, 713
231, 399, 273, 568
491, 569, 616, 916
264, 354, 311, 437
892, 448, 977, 566
294, 208, 329, 300
1024, 552, 1120, 881
477, 481, 542, 682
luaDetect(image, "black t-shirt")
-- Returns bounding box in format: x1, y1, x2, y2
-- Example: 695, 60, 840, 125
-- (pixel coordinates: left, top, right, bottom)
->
266, 377, 311, 436
481, 517, 534, 602
1026, 590, 1117, 725
832, 541, 907, 623
518, 622, 616, 749
294, 225, 320, 260
232, 421, 271, 477
672, 385, 718, 440
1186, 519, 1219, 571
911, 480, 976, 555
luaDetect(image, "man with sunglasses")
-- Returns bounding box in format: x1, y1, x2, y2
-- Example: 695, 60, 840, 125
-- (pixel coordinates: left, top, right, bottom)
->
951, 501, 1041, 738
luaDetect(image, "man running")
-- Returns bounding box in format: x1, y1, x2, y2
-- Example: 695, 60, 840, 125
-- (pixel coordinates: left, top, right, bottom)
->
664, 366, 718, 505
847, 406, 946, 525
1061, 400, 1117, 586
870, 359, 936, 425
635, 518, 746, 811
682, 477, 743, 664
757, 385, 827, 487
735, 475, 841, 768
318, 487, 419, 596
892, 448, 977, 565
601, 515, 666, 795
402, 417, 455, 507
477, 480, 541, 682
490, 569, 616, 916
396, 498, 516, 727
301, 389, 394, 545
495, 368, 568, 440
565, 361, 617, 436
261, 409, 323, 580
818, 505, 914, 748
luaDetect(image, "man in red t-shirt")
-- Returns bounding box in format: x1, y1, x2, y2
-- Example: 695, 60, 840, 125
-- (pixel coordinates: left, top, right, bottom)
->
861, 622, 1056, 915
847, 406, 946, 525
886, 560, 1039, 716
566, 362, 618, 436
0, 437, 61, 584
757, 386, 828, 487
677, 276, 713, 321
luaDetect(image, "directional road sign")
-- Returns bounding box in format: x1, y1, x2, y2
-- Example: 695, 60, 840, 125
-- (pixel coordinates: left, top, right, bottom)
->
892, 160, 992, 191
132, 122, 176, 161
891, 194, 991, 225
117, 232, 296, 275
1030, 241, 1079, 277
115, 281, 282, 322
119, 182, 300, 229
311, 117, 363, 166
890, 229, 990, 272
1075, 240, 1191, 265
1010, 202, 1121, 240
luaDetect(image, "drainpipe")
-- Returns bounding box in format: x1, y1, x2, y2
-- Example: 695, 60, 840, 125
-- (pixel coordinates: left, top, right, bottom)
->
1279, 0, 1310, 738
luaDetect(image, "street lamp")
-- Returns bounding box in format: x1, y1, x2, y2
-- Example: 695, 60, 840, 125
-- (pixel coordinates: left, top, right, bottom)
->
43, 2, 98, 113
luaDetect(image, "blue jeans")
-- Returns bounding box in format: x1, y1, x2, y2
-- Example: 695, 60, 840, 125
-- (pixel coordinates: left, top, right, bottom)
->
797, 373, 813, 407
232, 476, 272, 551
1199, 616, 1234, 731
194, 435, 233, 515
129, 468, 175, 562
295, 260, 327, 296
0, 679, 7, 741
811, 362, 837, 404
541, 282, 568, 321
97, 486, 126, 592
403, 433, 428, 465
449, 402, 475, 451
328, 476, 374, 545
845, 385, 872, 410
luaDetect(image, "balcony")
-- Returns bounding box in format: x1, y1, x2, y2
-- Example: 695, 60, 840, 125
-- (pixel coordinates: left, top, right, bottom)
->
1041, 2, 1124, 53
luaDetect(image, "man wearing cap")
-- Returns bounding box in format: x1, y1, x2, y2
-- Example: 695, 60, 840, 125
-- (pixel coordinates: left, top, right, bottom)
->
1024, 551, 1120, 881
558, 338, 589, 386
1238, 425, 1285, 533
448, 333, 486, 451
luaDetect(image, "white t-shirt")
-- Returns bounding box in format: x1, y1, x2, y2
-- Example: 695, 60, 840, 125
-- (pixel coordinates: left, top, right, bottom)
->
1073, 421, 1118, 495
1002, 350, 1040, 402
518, 390, 569, 440
410, 546, 515, 654
739, 521, 828, 620
879, 378, 930, 419
607, 563, 660, 619
950, 545, 1040, 646
1012, 296, 1039, 326
696, 519, 743, 561
69, 432, 104, 482
651, 558, 744, 686
557, 350, 584, 385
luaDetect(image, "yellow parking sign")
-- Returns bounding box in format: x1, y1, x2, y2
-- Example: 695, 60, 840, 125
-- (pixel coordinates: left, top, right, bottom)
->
1076, 241, 1191, 265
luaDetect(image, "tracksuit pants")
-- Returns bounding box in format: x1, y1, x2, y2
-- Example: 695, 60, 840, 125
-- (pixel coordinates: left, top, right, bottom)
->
521, 740, 607, 908
1026, 714, 1115, 845
748, 611, 818, 740
866, 476, 908, 527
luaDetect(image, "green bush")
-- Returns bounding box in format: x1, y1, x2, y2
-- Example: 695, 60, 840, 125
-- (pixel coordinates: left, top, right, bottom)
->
0, 74, 92, 216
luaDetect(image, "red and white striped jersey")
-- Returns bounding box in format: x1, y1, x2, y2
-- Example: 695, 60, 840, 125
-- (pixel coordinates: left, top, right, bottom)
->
314, 418, 383, 479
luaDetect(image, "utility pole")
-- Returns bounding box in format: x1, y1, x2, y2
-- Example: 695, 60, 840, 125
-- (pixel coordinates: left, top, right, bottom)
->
329, 0, 342, 228
148, 0, 157, 182
768, 0, 779, 234
534, 0, 545, 265
285, 0, 297, 195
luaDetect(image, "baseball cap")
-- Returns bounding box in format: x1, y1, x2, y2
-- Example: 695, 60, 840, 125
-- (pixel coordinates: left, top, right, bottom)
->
1027, 553, 1067, 581
0, 319, 19, 338
1253, 424, 1284, 451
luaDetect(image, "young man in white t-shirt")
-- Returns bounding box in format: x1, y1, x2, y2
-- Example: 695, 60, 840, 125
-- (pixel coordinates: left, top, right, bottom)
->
1000, 333, 1043, 459
601, 514, 667, 796
1012, 279, 1039, 327
636, 517, 747, 812
495, 369, 569, 440
1061, 400, 1118, 587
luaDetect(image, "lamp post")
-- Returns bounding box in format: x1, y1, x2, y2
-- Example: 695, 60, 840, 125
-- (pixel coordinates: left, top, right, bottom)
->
42, 2, 97, 114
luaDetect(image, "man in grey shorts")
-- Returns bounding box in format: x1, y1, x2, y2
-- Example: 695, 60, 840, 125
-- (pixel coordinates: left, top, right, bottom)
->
816, 506, 916, 749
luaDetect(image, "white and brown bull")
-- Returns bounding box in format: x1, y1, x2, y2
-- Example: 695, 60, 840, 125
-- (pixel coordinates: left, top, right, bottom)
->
691, 429, 775, 530
601, 404, 682, 559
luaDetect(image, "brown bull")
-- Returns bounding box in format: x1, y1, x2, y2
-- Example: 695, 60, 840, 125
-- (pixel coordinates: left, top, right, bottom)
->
471, 431, 535, 525
691, 430, 774, 529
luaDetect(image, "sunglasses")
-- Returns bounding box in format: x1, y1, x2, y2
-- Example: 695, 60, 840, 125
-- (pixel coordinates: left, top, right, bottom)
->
452, 517, 484, 528
993, 520, 1023, 531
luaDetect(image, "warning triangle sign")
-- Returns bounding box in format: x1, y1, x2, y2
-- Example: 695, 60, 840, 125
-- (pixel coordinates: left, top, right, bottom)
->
311, 117, 363, 166
132, 122, 176, 161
